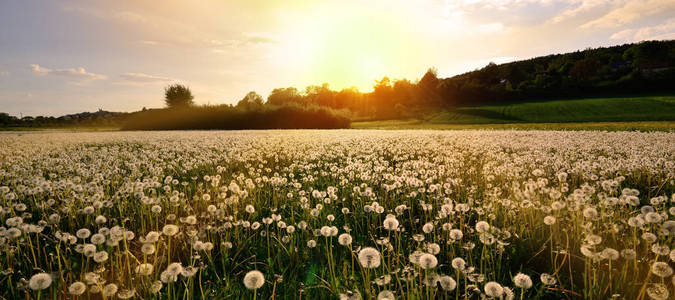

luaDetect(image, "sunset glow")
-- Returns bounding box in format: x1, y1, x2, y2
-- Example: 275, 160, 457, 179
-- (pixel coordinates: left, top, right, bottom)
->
1, 0, 674, 115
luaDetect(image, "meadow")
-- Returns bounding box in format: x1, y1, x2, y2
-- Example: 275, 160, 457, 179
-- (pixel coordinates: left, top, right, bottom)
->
0, 130, 673, 299
354, 96, 675, 132
429, 96, 675, 124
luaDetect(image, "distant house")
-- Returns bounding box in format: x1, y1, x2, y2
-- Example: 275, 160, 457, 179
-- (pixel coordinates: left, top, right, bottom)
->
611, 61, 632, 70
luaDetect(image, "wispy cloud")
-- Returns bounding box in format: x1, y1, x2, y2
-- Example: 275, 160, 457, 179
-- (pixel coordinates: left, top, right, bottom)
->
550, 0, 612, 24
478, 22, 505, 33
0, 70, 8, 77
610, 18, 675, 42
244, 32, 279, 44
30, 64, 107, 80
581, 0, 675, 29
115, 72, 176, 85
445, 0, 555, 11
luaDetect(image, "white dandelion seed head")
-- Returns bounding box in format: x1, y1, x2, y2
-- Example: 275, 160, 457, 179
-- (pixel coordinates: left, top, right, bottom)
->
449, 229, 463, 241
540, 273, 556, 286
28, 273, 52, 290
338, 233, 353, 246
93, 251, 109, 263
513, 273, 532, 289
651, 262, 673, 278
422, 222, 434, 234
475, 221, 490, 233
543, 215, 556, 225
418, 253, 438, 269
68, 281, 86, 295
439, 275, 457, 291
162, 224, 179, 236
243, 270, 265, 290
358, 247, 381, 269
377, 290, 395, 300
167, 262, 183, 276
451, 257, 466, 271
383, 217, 399, 231
646, 283, 669, 300
102, 283, 118, 297
484, 281, 503, 298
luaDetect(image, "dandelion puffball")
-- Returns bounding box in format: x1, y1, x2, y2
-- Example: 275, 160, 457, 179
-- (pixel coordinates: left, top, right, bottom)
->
338, 233, 353, 246
243, 270, 265, 290
358, 247, 381, 269
68, 281, 87, 295
29, 273, 52, 290
651, 262, 673, 278
439, 276, 456, 291
162, 224, 179, 236
377, 290, 396, 300
418, 253, 438, 269
513, 272, 532, 289
484, 281, 503, 298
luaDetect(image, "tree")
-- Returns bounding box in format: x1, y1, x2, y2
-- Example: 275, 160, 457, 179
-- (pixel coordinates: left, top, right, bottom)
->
569, 58, 599, 80
267, 87, 302, 106
0, 112, 18, 126
164, 84, 194, 108
305, 83, 334, 107
417, 68, 441, 106
236, 91, 264, 109
419, 67, 439, 90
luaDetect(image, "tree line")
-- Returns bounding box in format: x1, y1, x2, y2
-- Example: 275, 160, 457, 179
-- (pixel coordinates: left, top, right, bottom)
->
2, 40, 674, 128
254, 40, 675, 119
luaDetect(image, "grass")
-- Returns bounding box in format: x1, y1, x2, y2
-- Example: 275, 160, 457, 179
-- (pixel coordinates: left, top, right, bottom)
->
5, 96, 675, 132
0, 126, 120, 132
352, 120, 675, 131
430, 96, 675, 124
354, 96, 675, 131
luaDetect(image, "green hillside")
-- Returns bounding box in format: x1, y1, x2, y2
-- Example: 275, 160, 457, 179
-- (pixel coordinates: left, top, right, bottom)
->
429, 95, 675, 124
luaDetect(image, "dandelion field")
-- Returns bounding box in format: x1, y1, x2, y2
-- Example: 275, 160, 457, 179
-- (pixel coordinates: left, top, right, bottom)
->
0, 130, 674, 300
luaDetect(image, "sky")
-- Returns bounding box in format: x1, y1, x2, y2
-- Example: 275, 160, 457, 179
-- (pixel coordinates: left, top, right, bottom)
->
1, 0, 674, 116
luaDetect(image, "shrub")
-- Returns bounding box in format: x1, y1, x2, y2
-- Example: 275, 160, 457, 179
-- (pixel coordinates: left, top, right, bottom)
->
122, 103, 350, 130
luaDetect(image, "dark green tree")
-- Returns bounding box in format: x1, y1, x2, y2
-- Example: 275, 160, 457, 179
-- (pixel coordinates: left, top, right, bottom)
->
164, 84, 194, 108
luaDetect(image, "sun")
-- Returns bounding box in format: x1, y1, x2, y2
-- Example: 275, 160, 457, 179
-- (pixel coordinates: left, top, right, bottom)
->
270, 2, 424, 92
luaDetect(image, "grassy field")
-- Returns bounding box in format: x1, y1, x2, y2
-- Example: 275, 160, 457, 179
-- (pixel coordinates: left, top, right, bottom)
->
352, 120, 675, 131
0, 126, 121, 132
4, 96, 675, 132
354, 96, 675, 131
430, 96, 675, 124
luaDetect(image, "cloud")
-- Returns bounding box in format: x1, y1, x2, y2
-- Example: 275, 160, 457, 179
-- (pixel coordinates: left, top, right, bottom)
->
581, 0, 675, 29
0, 70, 8, 76
445, 0, 555, 11
114, 72, 176, 85
610, 18, 675, 42
209, 33, 279, 55
478, 22, 505, 33
114, 11, 148, 24
140, 40, 160, 46
120, 72, 173, 82
550, 0, 612, 24
244, 32, 279, 44
29, 64, 107, 80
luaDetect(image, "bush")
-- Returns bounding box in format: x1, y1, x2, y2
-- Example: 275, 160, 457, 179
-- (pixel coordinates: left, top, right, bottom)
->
122, 103, 351, 130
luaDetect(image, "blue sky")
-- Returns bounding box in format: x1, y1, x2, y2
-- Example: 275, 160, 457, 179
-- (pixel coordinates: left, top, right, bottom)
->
1, 0, 674, 116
